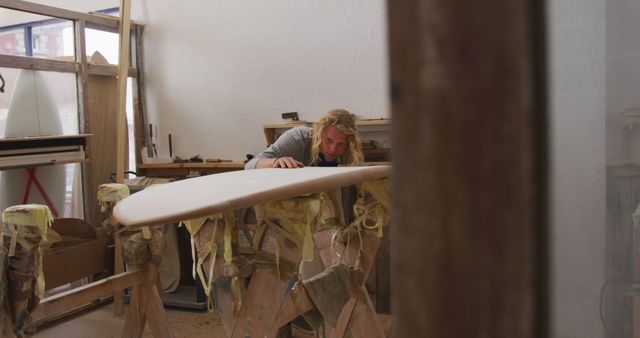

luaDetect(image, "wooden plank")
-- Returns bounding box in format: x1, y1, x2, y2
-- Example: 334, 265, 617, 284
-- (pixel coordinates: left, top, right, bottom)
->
75, 19, 89, 136
114, 0, 131, 315
144, 276, 174, 338
131, 26, 144, 165
115, 0, 132, 184
122, 264, 173, 338
0, 0, 142, 31
314, 229, 381, 338
113, 225, 125, 316
355, 119, 391, 126
230, 270, 285, 338
42, 239, 108, 290
375, 224, 390, 314
132, 25, 154, 160
31, 270, 145, 322
388, 0, 548, 337
274, 286, 315, 328
85, 51, 119, 228
345, 287, 384, 338
86, 64, 137, 77
75, 18, 94, 231
122, 282, 146, 338
0, 54, 78, 73
231, 226, 302, 338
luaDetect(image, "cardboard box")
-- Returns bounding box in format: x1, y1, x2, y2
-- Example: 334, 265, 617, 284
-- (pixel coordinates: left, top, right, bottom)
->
42, 218, 109, 290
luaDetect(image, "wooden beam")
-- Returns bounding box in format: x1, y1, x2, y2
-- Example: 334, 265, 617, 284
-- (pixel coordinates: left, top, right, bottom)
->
132, 25, 154, 161
0, 0, 142, 32
0, 55, 135, 77
0, 54, 78, 73
75, 18, 99, 254
388, 0, 548, 337
86, 64, 137, 77
112, 0, 132, 317
31, 270, 146, 322
115, 0, 132, 184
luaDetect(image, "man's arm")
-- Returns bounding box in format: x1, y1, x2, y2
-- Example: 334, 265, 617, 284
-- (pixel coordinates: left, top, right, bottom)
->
245, 127, 309, 169
255, 157, 304, 168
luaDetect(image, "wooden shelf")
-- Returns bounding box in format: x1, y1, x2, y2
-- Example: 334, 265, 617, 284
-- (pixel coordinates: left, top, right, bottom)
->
0, 134, 91, 170
262, 118, 391, 162
263, 118, 391, 146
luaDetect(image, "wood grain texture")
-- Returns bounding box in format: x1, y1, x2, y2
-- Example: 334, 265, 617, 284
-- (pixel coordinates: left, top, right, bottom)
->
0, 54, 78, 73
31, 270, 145, 322
388, 0, 548, 337
115, 0, 132, 184
84, 52, 121, 228
231, 226, 302, 338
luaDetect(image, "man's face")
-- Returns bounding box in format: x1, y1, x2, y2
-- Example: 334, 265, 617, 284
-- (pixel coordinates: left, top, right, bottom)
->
321, 126, 348, 162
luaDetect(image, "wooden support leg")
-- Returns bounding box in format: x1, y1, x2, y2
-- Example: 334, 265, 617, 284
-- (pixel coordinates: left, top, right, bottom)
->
347, 287, 385, 338
313, 228, 383, 338
114, 223, 125, 316
230, 270, 286, 338
122, 263, 173, 338
274, 283, 315, 328
230, 226, 302, 338
121, 226, 172, 338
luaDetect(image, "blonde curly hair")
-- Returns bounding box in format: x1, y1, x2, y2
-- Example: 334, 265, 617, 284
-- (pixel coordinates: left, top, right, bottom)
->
310, 109, 364, 166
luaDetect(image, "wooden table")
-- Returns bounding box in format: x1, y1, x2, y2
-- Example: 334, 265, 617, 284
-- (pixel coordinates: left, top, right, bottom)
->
136, 162, 245, 179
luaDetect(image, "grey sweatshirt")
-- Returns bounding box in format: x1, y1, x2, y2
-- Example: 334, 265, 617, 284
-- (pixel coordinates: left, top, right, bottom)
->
245, 126, 313, 169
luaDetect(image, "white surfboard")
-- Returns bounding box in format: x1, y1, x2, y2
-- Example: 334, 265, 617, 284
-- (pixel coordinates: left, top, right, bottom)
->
114, 166, 391, 228
0, 70, 66, 216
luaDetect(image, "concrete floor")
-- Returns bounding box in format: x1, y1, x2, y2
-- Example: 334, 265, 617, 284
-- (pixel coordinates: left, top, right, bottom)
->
31, 303, 393, 338
32, 303, 226, 338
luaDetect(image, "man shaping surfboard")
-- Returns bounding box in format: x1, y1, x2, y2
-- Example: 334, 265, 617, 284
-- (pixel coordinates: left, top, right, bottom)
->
245, 108, 364, 169
246, 108, 365, 335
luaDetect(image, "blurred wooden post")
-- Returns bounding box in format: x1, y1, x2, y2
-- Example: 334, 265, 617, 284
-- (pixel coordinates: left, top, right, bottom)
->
388, 0, 548, 337
114, 0, 132, 316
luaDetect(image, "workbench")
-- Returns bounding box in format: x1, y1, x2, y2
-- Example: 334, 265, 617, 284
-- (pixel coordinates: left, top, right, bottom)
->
136, 162, 245, 179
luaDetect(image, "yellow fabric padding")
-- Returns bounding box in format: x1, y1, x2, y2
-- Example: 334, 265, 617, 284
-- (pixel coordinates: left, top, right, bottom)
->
263, 196, 321, 262
1, 204, 53, 298
2, 204, 53, 234
97, 183, 130, 212
352, 178, 391, 238
180, 212, 238, 312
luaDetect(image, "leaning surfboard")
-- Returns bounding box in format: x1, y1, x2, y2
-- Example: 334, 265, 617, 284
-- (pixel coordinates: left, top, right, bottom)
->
0, 69, 66, 216
114, 166, 391, 228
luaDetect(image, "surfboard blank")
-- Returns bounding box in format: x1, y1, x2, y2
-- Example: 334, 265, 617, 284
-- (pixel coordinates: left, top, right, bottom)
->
113, 166, 391, 228
0, 69, 66, 215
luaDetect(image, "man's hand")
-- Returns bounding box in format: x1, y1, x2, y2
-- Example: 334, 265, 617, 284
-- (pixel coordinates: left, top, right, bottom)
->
273, 157, 304, 168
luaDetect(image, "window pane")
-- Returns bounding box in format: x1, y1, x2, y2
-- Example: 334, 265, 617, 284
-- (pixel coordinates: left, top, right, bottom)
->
0, 8, 74, 59
86, 28, 119, 64
0, 28, 26, 56
31, 20, 74, 59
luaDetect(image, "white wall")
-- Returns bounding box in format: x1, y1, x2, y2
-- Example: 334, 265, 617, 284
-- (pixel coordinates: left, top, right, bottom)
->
548, 0, 606, 337
606, 0, 640, 161
131, 1, 389, 161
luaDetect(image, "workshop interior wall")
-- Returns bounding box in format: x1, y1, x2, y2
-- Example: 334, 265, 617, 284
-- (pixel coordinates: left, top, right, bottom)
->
131, 1, 390, 161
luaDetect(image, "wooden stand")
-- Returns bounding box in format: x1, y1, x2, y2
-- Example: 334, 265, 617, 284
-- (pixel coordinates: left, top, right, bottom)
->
189, 182, 389, 338
31, 227, 173, 338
